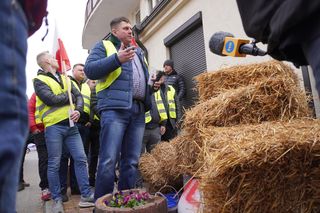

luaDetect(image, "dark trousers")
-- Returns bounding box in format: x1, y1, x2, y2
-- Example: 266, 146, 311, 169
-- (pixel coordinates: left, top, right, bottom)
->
19, 141, 28, 183
136, 126, 161, 188
88, 122, 100, 187
33, 132, 49, 190
142, 127, 161, 153
302, 35, 320, 95
19, 133, 34, 183
161, 122, 177, 141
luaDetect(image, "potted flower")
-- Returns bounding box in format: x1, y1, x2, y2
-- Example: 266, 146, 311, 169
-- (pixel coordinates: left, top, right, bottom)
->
95, 189, 167, 213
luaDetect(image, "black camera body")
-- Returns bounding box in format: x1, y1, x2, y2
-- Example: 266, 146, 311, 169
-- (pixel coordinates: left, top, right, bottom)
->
154, 71, 165, 82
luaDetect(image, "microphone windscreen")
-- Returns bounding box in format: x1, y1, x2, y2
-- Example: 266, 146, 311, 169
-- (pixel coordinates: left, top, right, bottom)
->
209, 31, 234, 56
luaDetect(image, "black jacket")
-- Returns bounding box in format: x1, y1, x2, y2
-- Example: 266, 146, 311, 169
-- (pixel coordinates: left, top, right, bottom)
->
164, 70, 185, 100
33, 71, 84, 124
236, 0, 320, 66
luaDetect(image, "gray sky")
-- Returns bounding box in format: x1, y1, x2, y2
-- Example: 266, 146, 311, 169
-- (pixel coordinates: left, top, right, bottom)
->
26, 0, 88, 97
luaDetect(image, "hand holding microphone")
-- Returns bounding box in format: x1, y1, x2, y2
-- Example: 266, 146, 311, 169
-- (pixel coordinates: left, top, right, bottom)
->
117, 42, 136, 63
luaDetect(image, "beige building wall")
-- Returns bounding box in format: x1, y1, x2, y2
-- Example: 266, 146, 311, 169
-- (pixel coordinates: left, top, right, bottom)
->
137, 0, 307, 105
138, 0, 273, 72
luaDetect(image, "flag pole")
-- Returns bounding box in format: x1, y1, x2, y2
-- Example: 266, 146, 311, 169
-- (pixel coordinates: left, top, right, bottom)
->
61, 59, 74, 127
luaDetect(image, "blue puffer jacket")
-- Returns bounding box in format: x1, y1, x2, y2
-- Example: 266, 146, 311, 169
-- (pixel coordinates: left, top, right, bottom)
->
84, 35, 152, 113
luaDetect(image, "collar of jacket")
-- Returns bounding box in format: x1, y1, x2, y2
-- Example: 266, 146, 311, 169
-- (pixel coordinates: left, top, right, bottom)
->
109, 34, 121, 48
167, 69, 177, 76
69, 75, 84, 87
38, 71, 64, 89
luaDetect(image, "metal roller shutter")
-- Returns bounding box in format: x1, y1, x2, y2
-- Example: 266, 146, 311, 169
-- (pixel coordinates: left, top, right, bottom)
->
170, 25, 207, 109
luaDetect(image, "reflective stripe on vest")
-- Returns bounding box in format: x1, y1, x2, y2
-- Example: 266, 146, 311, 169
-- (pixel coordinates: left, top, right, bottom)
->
96, 40, 122, 93
72, 80, 91, 115
35, 101, 44, 124
145, 90, 168, 123
167, 85, 176, 119
35, 75, 73, 127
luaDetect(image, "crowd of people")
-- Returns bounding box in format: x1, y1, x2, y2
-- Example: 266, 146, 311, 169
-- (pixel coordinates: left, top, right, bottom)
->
4, 1, 319, 213
16, 16, 185, 213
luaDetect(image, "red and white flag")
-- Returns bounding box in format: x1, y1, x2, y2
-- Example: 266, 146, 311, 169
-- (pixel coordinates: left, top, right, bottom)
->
52, 25, 71, 73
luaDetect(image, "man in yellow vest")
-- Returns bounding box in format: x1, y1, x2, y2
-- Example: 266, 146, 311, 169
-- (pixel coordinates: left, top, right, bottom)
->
160, 72, 182, 142
136, 71, 168, 188
84, 16, 154, 200
60, 63, 91, 198
33, 51, 94, 213
143, 71, 168, 152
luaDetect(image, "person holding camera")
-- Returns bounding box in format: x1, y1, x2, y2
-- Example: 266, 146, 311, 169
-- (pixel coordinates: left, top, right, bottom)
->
84, 17, 154, 200
160, 69, 182, 142
142, 71, 168, 153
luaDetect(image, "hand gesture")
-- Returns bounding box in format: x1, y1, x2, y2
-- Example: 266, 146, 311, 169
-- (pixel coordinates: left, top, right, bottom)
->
117, 43, 135, 63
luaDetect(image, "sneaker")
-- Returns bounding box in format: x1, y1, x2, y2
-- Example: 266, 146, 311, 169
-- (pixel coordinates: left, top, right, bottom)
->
41, 189, 51, 201
52, 200, 64, 213
78, 193, 95, 208
61, 193, 69, 203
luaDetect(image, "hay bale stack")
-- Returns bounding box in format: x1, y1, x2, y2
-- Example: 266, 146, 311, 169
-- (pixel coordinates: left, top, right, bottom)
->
150, 141, 178, 178
183, 76, 310, 136
139, 153, 164, 188
195, 60, 298, 102
171, 132, 204, 176
200, 119, 320, 213
139, 141, 182, 191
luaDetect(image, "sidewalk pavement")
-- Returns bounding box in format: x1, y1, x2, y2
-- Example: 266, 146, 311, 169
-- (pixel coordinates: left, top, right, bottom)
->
44, 195, 94, 213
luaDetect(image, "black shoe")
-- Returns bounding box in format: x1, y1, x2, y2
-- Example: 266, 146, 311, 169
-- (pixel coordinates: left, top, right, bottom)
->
18, 182, 25, 192
22, 181, 30, 187
61, 193, 69, 202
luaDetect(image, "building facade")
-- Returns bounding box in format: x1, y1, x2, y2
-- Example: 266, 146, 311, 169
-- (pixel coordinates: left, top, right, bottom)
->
82, 0, 319, 114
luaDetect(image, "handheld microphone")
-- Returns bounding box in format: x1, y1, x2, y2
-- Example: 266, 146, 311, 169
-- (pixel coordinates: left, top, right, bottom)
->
209, 31, 267, 57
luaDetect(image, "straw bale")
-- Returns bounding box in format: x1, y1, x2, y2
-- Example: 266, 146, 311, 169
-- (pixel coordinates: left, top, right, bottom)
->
150, 141, 178, 177
200, 119, 320, 213
139, 153, 165, 188
195, 60, 298, 102
183, 76, 310, 136
170, 132, 207, 176
139, 141, 183, 192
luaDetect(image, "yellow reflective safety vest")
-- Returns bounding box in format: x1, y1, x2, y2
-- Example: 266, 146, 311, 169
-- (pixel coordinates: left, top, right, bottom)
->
35, 75, 73, 127
96, 40, 122, 93
167, 85, 176, 119
71, 80, 91, 115
145, 90, 168, 123
97, 40, 149, 94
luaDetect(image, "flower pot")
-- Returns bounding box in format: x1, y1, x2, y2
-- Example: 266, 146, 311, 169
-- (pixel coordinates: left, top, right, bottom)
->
95, 189, 168, 213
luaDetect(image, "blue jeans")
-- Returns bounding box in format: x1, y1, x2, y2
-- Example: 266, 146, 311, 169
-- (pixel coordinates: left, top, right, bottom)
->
94, 101, 145, 200
45, 125, 91, 201
60, 123, 90, 194
0, 1, 28, 212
